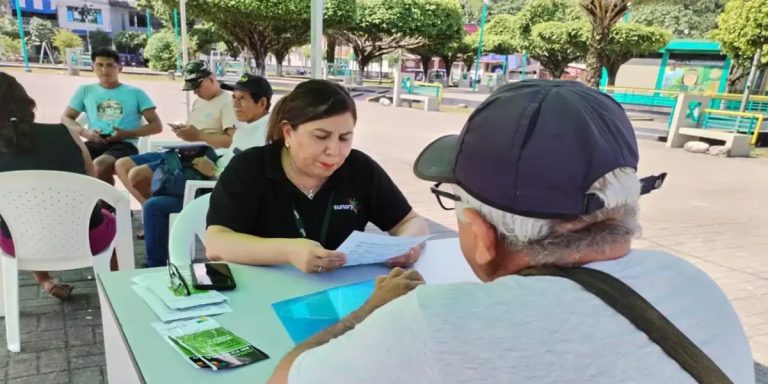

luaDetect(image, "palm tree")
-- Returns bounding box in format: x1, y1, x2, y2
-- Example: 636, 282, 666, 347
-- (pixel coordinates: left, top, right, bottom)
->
579, 0, 631, 88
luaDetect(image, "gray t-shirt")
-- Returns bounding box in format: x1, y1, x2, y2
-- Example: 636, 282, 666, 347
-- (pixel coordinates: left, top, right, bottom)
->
289, 250, 754, 384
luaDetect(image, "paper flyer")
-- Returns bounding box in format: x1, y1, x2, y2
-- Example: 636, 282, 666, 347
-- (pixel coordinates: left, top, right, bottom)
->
336, 231, 432, 266
132, 272, 229, 310
153, 317, 269, 370
133, 285, 232, 322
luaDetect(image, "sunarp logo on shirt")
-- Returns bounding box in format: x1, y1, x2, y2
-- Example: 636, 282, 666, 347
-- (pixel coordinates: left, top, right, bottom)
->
334, 198, 360, 214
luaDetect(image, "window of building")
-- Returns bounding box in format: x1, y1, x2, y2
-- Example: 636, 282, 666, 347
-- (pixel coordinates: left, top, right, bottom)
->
65, 6, 103, 25
128, 11, 148, 28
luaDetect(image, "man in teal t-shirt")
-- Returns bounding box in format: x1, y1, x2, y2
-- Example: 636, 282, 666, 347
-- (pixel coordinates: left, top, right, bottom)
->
61, 48, 162, 185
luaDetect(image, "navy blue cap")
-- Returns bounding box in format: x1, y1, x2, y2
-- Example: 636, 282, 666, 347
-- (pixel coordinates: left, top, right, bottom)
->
221, 74, 273, 102
414, 80, 665, 220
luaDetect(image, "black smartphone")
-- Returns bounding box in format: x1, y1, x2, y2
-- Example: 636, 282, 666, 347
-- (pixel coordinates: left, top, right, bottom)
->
190, 262, 236, 291
99, 133, 112, 139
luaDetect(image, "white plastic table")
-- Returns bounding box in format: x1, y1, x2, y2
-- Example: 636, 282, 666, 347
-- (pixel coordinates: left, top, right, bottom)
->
97, 237, 476, 383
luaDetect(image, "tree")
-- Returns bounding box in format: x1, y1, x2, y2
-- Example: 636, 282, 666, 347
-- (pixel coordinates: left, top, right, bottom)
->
218, 40, 242, 59
408, 2, 465, 76
325, 35, 339, 67
89, 29, 113, 50
580, 0, 631, 87
460, 0, 484, 22
631, 0, 725, 39
602, 23, 670, 85
0, 16, 17, 38
341, 0, 464, 85
483, 0, 583, 55
136, 0, 175, 27
269, 27, 310, 77
323, 0, 357, 68
114, 31, 147, 53
483, 14, 518, 54
489, 0, 528, 15
438, 33, 477, 78
144, 0, 355, 76
462, 33, 479, 71
0, 36, 21, 61
528, 22, 588, 78
143, 29, 178, 71
28, 17, 55, 48
52, 29, 83, 56
710, 0, 768, 90
190, 23, 224, 55
408, 45, 441, 75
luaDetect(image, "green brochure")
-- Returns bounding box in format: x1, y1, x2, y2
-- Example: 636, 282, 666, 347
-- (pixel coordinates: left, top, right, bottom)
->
153, 317, 269, 370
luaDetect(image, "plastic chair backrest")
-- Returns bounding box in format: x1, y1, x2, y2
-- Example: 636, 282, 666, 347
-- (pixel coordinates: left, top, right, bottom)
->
0, 171, 134, 271
169, 193, 210, 266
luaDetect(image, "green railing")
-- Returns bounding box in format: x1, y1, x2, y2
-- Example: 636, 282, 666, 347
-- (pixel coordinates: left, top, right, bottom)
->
602, 86, 768, 115
719, 99, 768, 114
699, 109, 764, 145
601, 87, 680, 108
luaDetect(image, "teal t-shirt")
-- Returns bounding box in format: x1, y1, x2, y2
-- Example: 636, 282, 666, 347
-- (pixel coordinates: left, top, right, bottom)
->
67, 83, 155, 144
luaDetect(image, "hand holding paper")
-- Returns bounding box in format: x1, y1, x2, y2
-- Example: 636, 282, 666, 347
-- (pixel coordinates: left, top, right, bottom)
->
336, 231, 432, 267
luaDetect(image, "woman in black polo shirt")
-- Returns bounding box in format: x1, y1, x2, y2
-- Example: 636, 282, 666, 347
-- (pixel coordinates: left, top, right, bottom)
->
206, 80, 428, 273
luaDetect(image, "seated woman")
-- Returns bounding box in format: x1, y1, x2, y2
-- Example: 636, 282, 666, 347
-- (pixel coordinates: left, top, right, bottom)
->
206, 79, 429, 273
0, 73, 116, 300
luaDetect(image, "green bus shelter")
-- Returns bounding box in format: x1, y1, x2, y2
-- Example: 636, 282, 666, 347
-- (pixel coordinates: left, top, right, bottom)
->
653, 39, 731, 95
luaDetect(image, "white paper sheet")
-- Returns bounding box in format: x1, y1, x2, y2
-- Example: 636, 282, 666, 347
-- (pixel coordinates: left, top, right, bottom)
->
132, 272, 229, 310
337, 231, 433, 266
413, 238, 481, 285
132, 285, 232, 323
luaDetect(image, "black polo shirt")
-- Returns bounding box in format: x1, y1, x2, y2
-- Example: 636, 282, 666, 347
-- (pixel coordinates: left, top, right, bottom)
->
207, 142, 413, 249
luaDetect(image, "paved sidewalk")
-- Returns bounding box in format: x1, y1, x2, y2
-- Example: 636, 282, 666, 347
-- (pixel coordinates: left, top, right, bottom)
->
1, 71, 767, 382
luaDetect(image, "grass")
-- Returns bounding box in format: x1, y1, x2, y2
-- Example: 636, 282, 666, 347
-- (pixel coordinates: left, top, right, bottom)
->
440, 105, 474, 115
753, 147, 768, 159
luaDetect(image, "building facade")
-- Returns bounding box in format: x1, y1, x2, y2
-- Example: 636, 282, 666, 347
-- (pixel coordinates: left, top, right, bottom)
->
56, 0, 151, 36
9, 0, 153, 37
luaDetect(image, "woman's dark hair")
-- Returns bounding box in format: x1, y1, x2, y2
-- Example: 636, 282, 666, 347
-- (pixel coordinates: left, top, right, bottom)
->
266, 79, 356, 143
0, 72, 36, 154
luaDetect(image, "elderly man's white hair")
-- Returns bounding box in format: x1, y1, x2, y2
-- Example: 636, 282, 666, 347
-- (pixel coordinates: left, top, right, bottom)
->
454, 167, 641, 265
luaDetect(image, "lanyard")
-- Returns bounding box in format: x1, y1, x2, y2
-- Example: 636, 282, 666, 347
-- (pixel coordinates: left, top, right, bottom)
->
292, 191, 334, 246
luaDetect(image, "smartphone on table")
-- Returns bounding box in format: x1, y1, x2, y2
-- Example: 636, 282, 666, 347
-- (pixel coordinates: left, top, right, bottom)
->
190, 262, 236, 291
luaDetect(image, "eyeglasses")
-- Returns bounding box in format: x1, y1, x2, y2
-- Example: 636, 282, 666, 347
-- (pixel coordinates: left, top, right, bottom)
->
168, 263, 191, 297
430, 183, 461, 211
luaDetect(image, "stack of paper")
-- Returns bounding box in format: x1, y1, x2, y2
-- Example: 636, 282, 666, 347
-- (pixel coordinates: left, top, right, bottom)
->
132, 272, 232, 322
154, 317, 269, 370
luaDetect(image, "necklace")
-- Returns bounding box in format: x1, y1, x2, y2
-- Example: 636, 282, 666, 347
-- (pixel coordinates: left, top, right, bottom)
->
286, 154, 326, 199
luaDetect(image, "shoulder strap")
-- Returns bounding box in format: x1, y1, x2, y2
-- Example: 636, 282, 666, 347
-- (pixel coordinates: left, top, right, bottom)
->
519, 266, 733, 384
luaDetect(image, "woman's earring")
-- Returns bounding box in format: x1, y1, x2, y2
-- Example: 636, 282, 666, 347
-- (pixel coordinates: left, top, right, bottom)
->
285, 142, 290, 148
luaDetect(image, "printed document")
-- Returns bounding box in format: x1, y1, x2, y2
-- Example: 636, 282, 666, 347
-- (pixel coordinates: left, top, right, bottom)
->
337, 231, 432, 266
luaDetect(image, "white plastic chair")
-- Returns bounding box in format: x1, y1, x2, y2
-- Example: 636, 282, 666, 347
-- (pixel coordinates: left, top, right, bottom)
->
0, 171, 135, 352
137, 136, 151, 154
168, 194, 210, 267
183, 180, 217, 207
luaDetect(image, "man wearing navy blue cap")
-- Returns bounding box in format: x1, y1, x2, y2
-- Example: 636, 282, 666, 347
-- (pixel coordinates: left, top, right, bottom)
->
270, 81, 754, 384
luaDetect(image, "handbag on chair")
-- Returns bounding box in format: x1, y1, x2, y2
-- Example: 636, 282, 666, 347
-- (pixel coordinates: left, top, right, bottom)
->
150, 145, 218, 198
